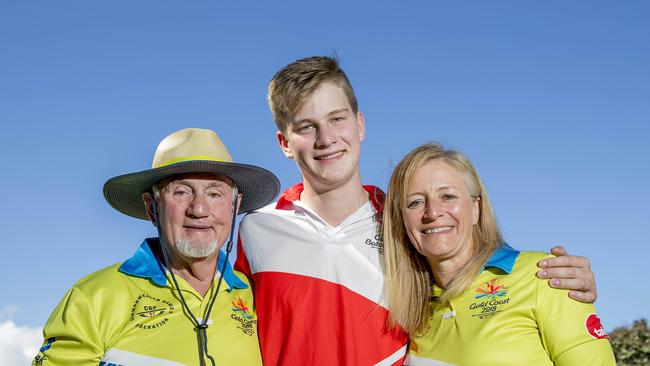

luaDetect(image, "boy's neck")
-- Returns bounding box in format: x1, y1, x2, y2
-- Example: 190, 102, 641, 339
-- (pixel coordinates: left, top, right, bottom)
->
299, 176, 369, 227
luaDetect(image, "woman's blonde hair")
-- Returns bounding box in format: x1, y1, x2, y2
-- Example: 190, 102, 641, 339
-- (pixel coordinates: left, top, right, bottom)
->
382, 143, 504, 335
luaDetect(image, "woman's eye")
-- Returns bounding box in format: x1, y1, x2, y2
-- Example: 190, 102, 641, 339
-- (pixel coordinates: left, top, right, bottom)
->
442, 193, 457, 201
407, 200, 423, 209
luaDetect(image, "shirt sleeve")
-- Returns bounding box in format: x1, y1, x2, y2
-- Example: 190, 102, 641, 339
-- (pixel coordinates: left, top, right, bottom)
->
534, 255, 615, 365
33, 287, 104, 366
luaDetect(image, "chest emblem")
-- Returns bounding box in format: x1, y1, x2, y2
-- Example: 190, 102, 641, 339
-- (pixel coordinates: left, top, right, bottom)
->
230, 297, 257, 336
364, 234, 384, 254
231, 297, 253, 319
130, 293, 175, 330
474, 278, 508, 299
469, 278, 510, 319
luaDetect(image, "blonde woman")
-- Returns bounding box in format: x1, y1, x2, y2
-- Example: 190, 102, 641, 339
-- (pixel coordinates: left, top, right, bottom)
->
383, 143, 615, 365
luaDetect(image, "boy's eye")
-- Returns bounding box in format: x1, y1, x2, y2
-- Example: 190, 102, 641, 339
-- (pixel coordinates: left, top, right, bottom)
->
296, 124, 314, 132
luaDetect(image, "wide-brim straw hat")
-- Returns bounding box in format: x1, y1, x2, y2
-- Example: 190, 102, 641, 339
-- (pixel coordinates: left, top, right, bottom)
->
103, 128, 280, 220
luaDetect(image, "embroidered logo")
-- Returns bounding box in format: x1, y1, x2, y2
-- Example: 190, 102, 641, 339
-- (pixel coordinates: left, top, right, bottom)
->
586, 313, 609, 339
129, 293, 175, 330
469, 278, 510, 319
231, 297, 253, 319
364, 234, 384, 254
33, 337, 55, 365
474, 278, 508, 299
231, 296, 256, 336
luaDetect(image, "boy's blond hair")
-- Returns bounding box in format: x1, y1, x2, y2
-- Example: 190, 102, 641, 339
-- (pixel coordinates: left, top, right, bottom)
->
268, 56, 358, 132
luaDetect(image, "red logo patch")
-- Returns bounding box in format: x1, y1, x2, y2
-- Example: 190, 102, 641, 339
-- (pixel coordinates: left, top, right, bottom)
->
585, 313, 608, 339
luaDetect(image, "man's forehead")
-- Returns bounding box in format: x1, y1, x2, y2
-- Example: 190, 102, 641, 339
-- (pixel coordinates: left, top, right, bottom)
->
159, 173, 234, 188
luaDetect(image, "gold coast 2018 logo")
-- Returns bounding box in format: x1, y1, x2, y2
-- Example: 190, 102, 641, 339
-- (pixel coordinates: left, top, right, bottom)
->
130, 293, 175, 330
231, 297, 257, 336
469, 278, 510, 319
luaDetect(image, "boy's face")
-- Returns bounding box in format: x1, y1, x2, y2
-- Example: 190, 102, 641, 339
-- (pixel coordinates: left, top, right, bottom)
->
277, 83, 365, 193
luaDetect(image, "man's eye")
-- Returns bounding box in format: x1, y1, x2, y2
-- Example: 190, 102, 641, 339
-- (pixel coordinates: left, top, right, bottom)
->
207, 191, 223, 198
173, 190, 189, 196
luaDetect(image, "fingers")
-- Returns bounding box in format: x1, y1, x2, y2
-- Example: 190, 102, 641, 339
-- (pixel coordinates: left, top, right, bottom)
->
539, 276, 591, 292
537, 267, 579, 279
538, 255, 590, 269
539, 277, 597, 303
536, 249, 598, 304
550, 245, 567, 256
537, 266, 598, 304
568, 290, 597, 304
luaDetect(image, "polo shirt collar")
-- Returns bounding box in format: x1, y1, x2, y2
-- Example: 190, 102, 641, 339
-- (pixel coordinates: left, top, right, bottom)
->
275, 183, 386, 214
119, 238, 247, 291
483, 243, 520, 274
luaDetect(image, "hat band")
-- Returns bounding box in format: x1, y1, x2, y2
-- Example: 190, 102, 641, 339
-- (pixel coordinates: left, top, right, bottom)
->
157, 155, 229, 168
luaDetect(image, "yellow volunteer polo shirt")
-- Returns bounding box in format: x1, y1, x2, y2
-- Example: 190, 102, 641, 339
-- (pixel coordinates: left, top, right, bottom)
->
33, 238, 262, 366
407, 244, 615, 366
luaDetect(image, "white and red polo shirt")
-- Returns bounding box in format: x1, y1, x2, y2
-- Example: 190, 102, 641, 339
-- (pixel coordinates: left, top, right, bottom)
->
235, 184, 408, 365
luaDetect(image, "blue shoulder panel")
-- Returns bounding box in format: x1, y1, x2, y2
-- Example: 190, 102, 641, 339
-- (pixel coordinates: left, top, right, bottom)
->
119, 238, 168, 286
119, 238, 247, 290
484, 242, 520, 274
217, 246, 248, 290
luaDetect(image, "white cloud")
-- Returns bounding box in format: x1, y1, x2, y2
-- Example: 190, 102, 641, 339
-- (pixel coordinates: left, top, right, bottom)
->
0, 306, 43, 366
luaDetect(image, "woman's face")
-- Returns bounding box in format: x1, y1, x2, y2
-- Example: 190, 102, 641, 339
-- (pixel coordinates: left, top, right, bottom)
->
402, 160, 479, 266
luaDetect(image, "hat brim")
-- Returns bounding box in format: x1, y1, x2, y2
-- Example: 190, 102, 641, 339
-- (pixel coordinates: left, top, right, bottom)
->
103, 160, 280, 220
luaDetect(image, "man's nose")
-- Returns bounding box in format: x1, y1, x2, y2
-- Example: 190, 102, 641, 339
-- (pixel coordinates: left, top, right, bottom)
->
187, 193, 209, 218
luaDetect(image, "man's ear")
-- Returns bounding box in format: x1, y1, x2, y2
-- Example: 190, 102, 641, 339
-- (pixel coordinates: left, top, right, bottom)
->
142, 192, 158, 226
236, 193, 243, 214
277, 130, 294, 159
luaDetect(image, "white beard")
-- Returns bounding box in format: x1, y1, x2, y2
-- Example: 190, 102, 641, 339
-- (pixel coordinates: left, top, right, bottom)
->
174, 239, 219, 258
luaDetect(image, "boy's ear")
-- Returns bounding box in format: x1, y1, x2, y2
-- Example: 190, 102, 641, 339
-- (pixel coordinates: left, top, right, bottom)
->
277, 130, 294, 159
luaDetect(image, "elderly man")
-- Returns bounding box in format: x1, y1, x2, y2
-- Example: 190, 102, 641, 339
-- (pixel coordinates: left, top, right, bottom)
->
33, 128, 279, 366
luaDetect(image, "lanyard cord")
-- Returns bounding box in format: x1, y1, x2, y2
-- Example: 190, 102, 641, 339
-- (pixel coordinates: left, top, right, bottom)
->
152, 187, 239, 366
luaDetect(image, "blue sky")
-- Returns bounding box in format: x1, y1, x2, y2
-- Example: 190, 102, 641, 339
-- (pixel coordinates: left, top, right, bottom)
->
1, 1, 649, 362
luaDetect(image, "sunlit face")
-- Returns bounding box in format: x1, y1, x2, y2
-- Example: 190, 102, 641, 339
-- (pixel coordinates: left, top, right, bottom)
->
277, 83, 365, 193
402, 160, 479, 267
145, 174, 237, 259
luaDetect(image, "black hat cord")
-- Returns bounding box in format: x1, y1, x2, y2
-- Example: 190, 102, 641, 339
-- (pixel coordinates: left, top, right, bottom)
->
152, 187, 239, 366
